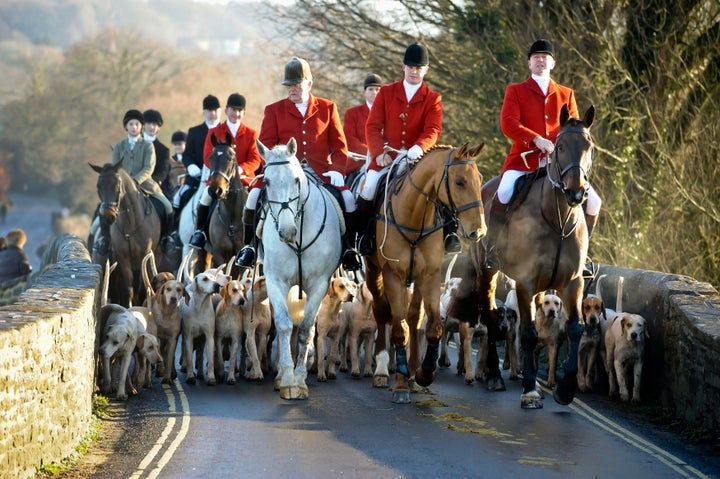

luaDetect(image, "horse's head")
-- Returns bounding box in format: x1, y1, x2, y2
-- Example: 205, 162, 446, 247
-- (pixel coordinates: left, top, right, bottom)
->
90, 161, 125, 225
257, 137, 305, 244
207, 132, 238, 200
440, 143, 487, 242
550, 105, 595, 207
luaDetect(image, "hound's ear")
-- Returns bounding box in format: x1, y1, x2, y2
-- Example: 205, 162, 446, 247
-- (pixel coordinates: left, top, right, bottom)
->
621, 315, 629, 333
601, 302, 607, 321
326, 280, 335, 298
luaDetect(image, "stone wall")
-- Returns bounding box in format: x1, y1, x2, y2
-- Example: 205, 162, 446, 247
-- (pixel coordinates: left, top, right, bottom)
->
594, 265, 720, 429
0, 234, 101, 479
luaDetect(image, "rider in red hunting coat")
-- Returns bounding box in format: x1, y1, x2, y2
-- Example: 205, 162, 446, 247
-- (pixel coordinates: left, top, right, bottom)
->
235, 57, 362, 271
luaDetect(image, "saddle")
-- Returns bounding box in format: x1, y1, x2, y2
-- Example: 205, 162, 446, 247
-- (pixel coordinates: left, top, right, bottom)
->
505, 167, 547, 213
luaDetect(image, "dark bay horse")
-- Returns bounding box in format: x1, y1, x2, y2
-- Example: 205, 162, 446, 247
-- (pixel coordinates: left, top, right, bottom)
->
90, 161, 161, 307
468, 104, 595, 409
364, 144, 487, 403
196, 133, 248, 275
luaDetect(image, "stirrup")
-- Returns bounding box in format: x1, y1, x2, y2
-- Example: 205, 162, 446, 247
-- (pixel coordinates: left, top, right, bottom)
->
235, 246, 256, 268
582, 258, 597, 279
189, 231, 206, 250
341, 249, 362, 271
443, 233, 462, 254
484, 245, 501, 271
358, 234, 374, 256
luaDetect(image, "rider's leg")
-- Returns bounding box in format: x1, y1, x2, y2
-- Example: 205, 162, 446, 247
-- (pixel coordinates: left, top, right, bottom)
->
235, 187, 261, 268
189, 189, 213, 250
484, 171, 520, 270
582, 186, 602, 277
155, 193, 175, 252
440, 206, 462, 254
357, 169, 381, 255
340, 190, 361, 271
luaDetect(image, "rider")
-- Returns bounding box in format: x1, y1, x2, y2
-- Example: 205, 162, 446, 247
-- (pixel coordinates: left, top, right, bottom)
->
358, 42, 460, 255
172, 94, 222, 230
235, 57, 362, 271
90, 109, 174, 256
484, 39, 602, 271
343, 73, 384, 175
188, 93, 262, 250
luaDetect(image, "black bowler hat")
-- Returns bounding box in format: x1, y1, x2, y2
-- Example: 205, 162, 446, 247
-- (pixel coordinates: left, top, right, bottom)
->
226, 93, 246, 110
363, 74, 384, 89
171, 130, 187, 143
403, 42, 429, 67
528, 39, 554, 59
202, 94, 221, 110
122, 109, 144, 126
142, 109, 164, 126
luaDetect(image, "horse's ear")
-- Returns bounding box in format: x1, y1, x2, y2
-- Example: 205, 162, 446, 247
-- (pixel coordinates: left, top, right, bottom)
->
582, 105, 595, 129
113, 160, 123, 171
287, 137, 297, 156
256, 140, 267, 158
211, 133, 219, 147
560, 104, 570, 126
225, 132, 233, 145
469, 143, 485, 158
89, 163, 103, 173
456, 143, 469, 158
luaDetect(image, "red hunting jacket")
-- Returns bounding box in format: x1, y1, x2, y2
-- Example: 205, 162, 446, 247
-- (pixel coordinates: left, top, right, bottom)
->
366, 80, 442, 172
343, 102, 369, 174
203, 121, 262, 187
260, 94, 349, 190
500, 77, 578, 173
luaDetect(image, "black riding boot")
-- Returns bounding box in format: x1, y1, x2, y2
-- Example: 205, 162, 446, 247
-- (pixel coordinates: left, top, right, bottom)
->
235, 208, 257, 269
160, 210, 176, 252
189, 204, 211, 250
341, 210, 362, 271
441, 206, 462, 254
484, 196, 507, 270
356, 197, 375, 256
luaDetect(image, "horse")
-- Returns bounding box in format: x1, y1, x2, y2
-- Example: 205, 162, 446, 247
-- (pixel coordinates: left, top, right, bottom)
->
257, 137, 342, 400
89, 161, 162, 307
468, 104, 595, 409
364, 143, 487, 403
177, 134, 248, 276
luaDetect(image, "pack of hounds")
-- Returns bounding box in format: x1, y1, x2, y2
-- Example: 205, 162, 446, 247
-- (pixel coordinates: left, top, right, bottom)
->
96, 251, 648, 404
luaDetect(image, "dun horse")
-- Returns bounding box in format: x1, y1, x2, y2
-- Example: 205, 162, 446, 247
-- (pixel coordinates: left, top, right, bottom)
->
257, 138, 342, 400
364, 144, 486, 403
90, 161, 161, 307
467, 104, 595, 409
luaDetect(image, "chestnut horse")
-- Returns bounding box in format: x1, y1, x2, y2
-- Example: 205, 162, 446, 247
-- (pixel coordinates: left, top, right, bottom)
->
198, 133, 248, 275
364, 144, 486, 403
468, 104, 595, 409
90, 161, 161, 307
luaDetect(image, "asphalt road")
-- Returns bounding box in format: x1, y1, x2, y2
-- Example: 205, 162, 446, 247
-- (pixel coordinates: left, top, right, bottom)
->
59, 347, 719, 479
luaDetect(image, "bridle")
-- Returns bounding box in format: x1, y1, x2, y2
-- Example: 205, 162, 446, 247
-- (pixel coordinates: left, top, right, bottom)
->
546, 126, 593, 196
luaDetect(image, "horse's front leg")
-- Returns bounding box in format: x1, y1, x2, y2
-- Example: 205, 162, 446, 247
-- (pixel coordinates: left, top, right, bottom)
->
366, 261, 392, 388
293, 287, 326, 399
478, 270, 505, 391
415, 273, 441, 387
517, 284, 541, 408
382, 266, 411, 403
267, 282, 296, 398
554, 281, 583, 405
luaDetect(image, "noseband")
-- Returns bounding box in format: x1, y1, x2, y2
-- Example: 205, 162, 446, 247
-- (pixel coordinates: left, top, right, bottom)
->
263, 160, 304, 224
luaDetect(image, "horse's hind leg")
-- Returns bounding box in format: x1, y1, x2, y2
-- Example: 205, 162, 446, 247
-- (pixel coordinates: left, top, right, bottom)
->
515, 284, 541, 408
414, 273, 442, 388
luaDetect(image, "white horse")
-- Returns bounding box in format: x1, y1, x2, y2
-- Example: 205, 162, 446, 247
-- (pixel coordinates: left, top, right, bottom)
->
258, 138, 342, 399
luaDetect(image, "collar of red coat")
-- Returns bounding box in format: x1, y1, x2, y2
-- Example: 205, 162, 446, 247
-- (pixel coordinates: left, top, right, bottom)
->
524, 76, 558, 97
389, 80, 429, 104
283, 93, 318, 118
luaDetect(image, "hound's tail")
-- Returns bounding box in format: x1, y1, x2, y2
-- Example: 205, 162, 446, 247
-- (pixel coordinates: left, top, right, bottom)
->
616, 276, 625, 314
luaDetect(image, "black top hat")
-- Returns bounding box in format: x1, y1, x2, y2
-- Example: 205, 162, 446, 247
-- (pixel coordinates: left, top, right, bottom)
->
226, 93, 246, 110
281, 57, 313, 86
171, 130, 187, 143
528, 39, 555, 59
403, 42, 429, 67
123, 109, 144, 126
363, 74, 384, 89
203, 94, 221, 110
142, 109, 164, 126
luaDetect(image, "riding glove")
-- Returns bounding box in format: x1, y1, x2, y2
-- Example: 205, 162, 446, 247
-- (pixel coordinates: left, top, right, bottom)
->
406, 145, 424, 160
187, 164, 201, 177
322, 171, 345, 187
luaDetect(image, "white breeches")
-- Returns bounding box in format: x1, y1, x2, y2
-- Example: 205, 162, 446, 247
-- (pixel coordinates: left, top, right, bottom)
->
359, 169, 384, 201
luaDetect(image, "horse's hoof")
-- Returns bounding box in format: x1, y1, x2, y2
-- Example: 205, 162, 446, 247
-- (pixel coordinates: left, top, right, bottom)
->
521, 391, 544, 409
392, 390, 411, 404
274, 378, 281, 391
553, 375, 578, 405
414, 368, 435, 387
487, 376, 506, 392
186, 376, 196, 385
373, 374, 389, 388
279, 386, 308, 400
